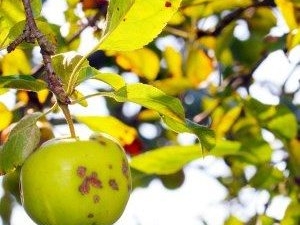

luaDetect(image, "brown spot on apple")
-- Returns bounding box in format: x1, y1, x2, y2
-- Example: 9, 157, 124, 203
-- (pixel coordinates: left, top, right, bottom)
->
108, 179, 119, 190
165, 1, 171, 7
93, 195, 100, 204
122, 159, 129, 179
77, 166, 87, 178
88, 172, 102, 188
87, 213, 94, 218
79, 178, 90, 195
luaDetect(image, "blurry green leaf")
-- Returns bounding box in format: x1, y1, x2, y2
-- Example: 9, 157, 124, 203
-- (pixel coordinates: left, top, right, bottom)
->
224, 215, 244, 225
257, 215, 274, 225
210, 140, 242, 157
131, 168, 155, 189
76, 116, 137, 145
0, 113, 41, 175
245, 98, 297, 140
288, 139, 300, 177
159, 169, 185, 189
130, 145, 203, 174
231, 35, 264, 67
182, 0, 252, 18
281, 201, 300, 225
0, 75, 47, 92
267, 106, 297, 140
240, 139, 272, 164
245, 7, 276, 35
99, 0, 182, 51
115, 48, 160, 80
249, 165, 284, 189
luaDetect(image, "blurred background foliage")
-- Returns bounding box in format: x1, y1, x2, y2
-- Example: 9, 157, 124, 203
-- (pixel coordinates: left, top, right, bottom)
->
0, 0, 300, 224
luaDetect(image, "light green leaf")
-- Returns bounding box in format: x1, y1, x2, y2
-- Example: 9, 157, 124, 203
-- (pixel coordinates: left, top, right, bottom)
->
0, 113, 41, 175
52, 52, 90, 92
110, 83, 185, 122
130, 145, 203, 174
0, 75, 47, 92
162, 116, 216, 150
209, 140, 242, 156
99, 0, 182, 51
267, 106, 297, 140
0, 0, 42, 49
91, 72, 126, 90
52, 52, 126, 96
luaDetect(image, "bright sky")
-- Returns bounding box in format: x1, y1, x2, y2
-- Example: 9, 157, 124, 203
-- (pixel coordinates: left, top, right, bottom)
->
0, 1, 299, 225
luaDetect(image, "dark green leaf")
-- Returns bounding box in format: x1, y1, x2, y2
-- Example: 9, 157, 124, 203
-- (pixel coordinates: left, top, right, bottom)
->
162, 116, 216, 150
0, 75, 47, 92
0, 113, 42, 175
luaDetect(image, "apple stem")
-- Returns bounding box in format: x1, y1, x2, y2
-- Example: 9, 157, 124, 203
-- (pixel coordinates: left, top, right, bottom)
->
59, 103, 76, 138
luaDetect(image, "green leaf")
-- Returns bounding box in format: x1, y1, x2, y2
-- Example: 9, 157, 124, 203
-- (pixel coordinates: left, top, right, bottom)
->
99, 0, 182, 51
0, 113, 42, 175
130, 145, 203, 175
245, 98, 297, 140
52, 52, 90, 92
209, 140, 242, 157
52, 52, 126, 96
162, 116, 216, 150
0, 0, 42, 49
249, 165, 284, 189
281, 201, 300, 225
267, 106, 297, 140
90, 71, 126, 90
0, 75, 47, 92
108, 83, 185, 122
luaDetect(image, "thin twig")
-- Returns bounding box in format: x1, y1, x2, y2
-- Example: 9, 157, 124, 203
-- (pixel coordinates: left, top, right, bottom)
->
195, 0, 276, 38
7, 0, 70, 105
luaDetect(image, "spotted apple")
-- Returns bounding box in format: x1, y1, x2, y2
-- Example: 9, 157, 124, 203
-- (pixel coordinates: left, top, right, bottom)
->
20, 134, 131, 225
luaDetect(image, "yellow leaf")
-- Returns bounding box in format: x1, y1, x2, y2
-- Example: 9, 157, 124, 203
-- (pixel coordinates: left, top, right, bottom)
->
1, 49, 31, 75
17, 90, 29, 104
186, 49, 213, 86
215, 106, 242, 138
275, 0, 298, 30
0, 102, 13, 131
99, 0, 182, 51
163, 46, 183, 78
37, 89, 49, 104
76, 116, 137, 145
153, 77, 192, 95
115, 48, 160, 80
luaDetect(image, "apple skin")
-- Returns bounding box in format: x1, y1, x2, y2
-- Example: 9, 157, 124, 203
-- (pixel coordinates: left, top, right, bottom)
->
20, 135, 131, 225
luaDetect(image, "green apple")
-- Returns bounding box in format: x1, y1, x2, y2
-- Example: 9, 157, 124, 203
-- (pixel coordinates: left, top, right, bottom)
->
20, 135, 131, 225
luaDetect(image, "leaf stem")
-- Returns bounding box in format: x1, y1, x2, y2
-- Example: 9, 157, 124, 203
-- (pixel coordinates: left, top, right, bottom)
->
59, 103, 77, 138
71, 91, 114, 104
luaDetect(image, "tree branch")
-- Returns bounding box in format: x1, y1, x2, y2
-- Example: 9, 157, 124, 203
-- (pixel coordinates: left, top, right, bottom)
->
7, 0, 70, 105
196, 0, 276, 38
